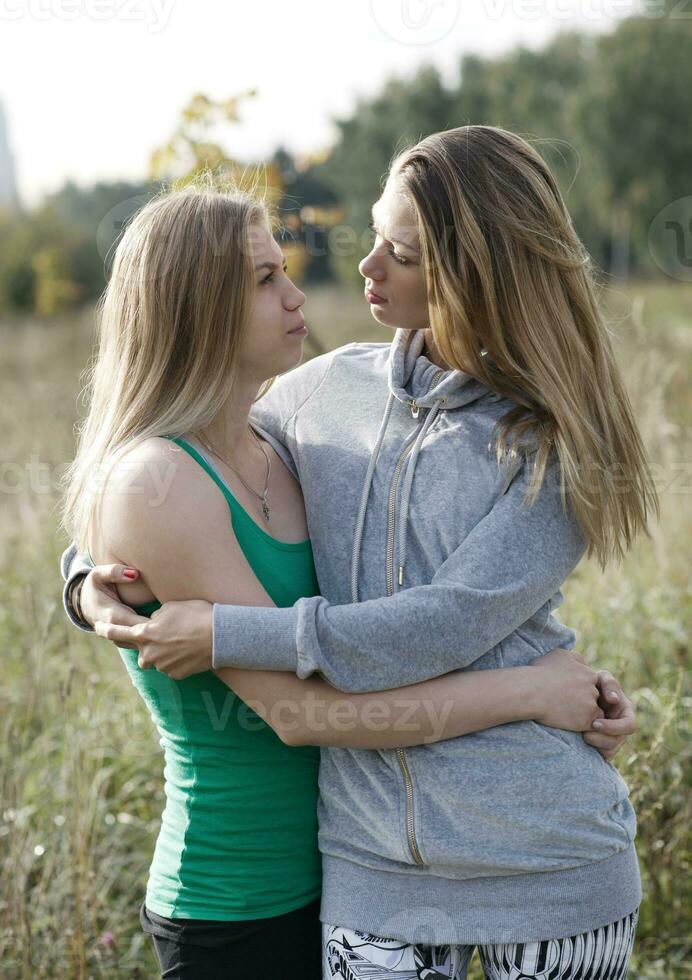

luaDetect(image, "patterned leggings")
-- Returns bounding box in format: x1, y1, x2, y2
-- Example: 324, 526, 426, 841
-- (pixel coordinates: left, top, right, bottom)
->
323, 908, 639, 980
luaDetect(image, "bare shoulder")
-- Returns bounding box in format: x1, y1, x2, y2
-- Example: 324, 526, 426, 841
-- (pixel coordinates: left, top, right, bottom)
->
102, 436, 183, 492
96, 436, 230, 555
102, 436, 214, 504
93, 436, 273, 607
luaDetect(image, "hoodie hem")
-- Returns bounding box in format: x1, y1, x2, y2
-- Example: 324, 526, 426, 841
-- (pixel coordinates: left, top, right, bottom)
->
319, 842, 641, 945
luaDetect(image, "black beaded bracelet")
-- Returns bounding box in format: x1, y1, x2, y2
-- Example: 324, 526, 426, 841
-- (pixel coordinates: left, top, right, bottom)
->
71, 576, 86, 623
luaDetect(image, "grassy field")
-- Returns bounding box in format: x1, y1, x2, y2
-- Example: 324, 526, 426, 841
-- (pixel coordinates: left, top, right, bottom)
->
0, 280, 690, 978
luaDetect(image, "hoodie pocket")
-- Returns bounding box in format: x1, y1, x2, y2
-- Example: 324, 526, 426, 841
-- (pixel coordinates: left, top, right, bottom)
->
526, 721, 622, 804
504, 630, 632, 812
409, 713, 634, 878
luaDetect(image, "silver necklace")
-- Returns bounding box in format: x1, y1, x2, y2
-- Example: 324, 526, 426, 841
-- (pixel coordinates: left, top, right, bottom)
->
197, 427, 272, 522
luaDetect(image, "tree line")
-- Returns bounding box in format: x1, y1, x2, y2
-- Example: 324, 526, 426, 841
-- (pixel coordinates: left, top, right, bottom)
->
0, 5, 689, 317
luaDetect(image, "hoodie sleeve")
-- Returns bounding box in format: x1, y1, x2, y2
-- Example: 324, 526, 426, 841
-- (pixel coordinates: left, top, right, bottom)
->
212, 455, 589, 691
60, 543, 95, 633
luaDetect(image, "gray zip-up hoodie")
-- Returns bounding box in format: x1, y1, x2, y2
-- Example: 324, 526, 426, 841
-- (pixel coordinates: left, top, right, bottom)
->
62, 329, 640, 944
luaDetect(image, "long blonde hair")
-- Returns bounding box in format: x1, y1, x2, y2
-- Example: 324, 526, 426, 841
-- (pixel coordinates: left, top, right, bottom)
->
62, 175, 270, 552
392, 125, 658, 569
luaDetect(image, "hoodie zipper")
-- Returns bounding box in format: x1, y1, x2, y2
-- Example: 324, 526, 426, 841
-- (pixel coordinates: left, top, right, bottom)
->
385, 442, 415, 597
387, 368, 444, 867
386, 370, 445, 596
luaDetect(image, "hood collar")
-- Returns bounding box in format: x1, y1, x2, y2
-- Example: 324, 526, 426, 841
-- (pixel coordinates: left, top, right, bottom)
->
350, 330, 495, 603
388, 328, 490, 411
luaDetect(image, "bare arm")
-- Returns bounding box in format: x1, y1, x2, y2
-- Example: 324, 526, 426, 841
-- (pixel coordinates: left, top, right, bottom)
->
214, 653, 600, 749
84, 564, 625, 756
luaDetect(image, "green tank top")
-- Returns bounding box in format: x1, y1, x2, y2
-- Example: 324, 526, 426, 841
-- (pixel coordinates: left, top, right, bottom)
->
116, 435, 322, 921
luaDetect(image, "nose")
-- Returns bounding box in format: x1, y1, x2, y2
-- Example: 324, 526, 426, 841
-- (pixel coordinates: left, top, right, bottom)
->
284, 280, 306, 310
359, 247, 385, 282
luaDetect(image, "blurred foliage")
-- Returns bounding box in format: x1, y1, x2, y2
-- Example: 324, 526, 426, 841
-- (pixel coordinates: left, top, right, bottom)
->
0, 181, 158, 316
149, 90, 258, 183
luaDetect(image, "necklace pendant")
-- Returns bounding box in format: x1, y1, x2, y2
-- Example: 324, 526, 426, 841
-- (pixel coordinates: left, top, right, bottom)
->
261, 500, 270, 522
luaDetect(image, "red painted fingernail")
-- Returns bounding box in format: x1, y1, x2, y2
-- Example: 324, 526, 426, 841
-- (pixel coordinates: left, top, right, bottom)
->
123, 569, 138, 579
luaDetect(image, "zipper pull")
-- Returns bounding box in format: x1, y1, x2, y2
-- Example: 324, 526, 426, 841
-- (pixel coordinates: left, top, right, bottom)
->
410, 401, 420, 419
398, 565, 405, 586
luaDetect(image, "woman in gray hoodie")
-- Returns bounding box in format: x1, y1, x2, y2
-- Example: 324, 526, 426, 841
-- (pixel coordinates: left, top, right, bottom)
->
64, 127, 654, 978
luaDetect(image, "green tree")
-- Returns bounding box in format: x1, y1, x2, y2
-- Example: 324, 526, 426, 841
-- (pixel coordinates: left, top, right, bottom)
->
321, 65, 455, 251
453, 36, 610, 268
578, 8, 692, 278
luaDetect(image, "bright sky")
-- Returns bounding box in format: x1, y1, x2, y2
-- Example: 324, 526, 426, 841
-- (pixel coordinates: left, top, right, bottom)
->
1, 0, 637, 205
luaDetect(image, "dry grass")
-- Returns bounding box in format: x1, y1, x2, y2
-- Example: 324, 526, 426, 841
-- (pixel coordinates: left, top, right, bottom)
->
0, 282, 689, 978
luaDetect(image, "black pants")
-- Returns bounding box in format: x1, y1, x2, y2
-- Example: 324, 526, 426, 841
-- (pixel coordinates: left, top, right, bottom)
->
140, 897, 322, 979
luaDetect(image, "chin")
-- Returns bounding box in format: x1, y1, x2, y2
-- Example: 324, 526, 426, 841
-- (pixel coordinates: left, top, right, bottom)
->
371, 309, 422, 333
369, 305, 396, 327
282, 344, 305, 372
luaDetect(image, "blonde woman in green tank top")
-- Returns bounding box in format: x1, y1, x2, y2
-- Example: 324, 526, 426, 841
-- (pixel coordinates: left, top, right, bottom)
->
61, 178, 633, 979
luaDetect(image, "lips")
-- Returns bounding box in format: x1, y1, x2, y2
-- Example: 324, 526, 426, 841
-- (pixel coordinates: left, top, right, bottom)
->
365, 288, 387, 304
287, 321, 308, 335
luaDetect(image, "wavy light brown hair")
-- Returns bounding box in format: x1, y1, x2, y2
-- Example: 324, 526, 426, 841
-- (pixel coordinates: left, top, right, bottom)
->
62, 175, 270, 552
391, 125, 658, 569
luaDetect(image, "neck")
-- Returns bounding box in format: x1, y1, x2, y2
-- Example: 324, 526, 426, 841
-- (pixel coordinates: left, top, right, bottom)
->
197, 378, 263, 461
422, 328, 451, 370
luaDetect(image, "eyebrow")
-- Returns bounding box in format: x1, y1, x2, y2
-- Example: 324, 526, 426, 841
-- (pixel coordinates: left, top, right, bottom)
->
370, 214, 419, 253
254, 257, 288, 272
